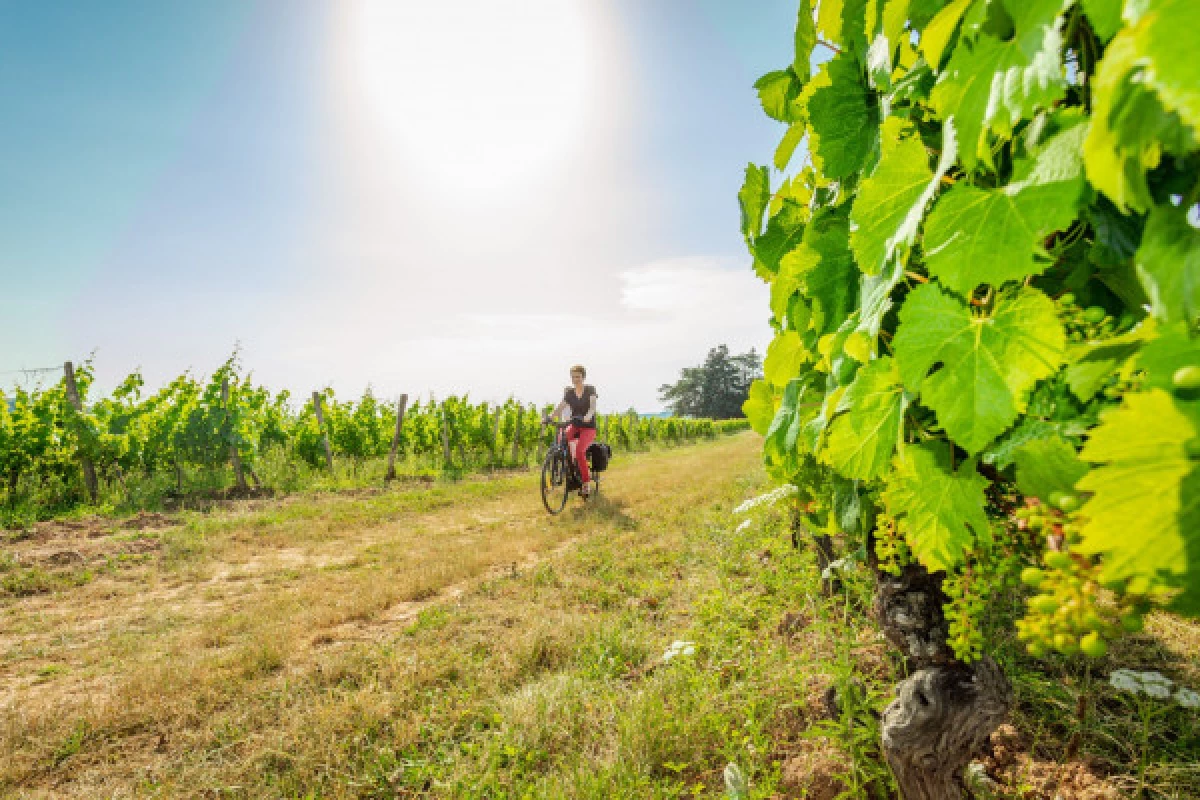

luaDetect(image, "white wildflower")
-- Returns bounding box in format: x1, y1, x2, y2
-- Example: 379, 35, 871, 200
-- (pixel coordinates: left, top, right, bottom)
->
733, 485, 797, 514
821, 555, 859, 581
1109, 669, 1176, 698
1110, 669, 1142, 694
1175, 688, 1200, 709
723, 762, 748, 799
662, 640, 696, 662
1144, 682, 1172, 699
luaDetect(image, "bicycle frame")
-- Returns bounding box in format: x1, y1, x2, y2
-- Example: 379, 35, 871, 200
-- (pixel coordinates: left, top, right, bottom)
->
552, 422, 583, 486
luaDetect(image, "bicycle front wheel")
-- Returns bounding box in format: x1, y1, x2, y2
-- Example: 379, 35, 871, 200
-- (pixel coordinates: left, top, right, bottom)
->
540, 450, 569, 514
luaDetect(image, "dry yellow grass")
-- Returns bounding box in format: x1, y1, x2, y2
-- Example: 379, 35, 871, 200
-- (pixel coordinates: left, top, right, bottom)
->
0, 434, 764, 797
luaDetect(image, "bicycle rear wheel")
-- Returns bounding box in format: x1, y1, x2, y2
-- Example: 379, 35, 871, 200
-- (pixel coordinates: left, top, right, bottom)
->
540, 450, 569, 514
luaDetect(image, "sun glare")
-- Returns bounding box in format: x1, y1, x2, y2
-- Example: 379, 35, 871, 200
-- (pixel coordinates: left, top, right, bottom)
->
346, 0, 595, 199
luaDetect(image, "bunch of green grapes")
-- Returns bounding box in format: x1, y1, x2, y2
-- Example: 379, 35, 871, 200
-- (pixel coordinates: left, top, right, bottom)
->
1016, 547, 1146, 659
944, 543, 1026, 662
873, 515, 909, 577
1057, 293, 1131, 344
944, 568, 987, 661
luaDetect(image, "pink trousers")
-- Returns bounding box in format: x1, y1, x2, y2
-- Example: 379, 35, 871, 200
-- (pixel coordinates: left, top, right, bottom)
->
566, 424, 597, 483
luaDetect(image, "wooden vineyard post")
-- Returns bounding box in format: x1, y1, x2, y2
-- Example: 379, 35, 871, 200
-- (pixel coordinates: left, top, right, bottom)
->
385, 393, 408, 482
441, 412, 452, 467
511, 408, 522, 465
222, 377, 248, 491
492, 409, 501, 465
537, 418, 546, 463
62, 361, 99, 503
311, 391, 335, 474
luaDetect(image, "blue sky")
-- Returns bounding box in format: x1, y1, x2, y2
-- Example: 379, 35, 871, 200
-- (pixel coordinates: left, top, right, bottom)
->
1, 0, 799, 410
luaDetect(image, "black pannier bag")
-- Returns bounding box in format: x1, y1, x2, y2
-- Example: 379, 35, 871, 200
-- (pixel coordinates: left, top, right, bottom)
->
586, 441, 612, 473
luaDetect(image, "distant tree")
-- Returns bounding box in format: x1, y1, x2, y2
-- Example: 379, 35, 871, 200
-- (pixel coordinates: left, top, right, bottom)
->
657, 345, 762, 419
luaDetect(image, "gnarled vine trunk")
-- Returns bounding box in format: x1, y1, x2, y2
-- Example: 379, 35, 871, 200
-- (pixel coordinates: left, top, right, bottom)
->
871, 553, 1011, 800
873, 562, 955, 666
881, 658, 1010, 800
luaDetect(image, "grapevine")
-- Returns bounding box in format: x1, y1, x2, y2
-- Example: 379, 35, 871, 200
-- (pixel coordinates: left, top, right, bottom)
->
740, 0, 1198, 794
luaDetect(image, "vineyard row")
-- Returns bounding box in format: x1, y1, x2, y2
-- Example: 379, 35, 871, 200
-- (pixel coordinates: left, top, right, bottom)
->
0, 357, 747, 520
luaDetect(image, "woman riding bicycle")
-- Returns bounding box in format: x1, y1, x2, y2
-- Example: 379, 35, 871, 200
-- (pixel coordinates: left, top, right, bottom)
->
544, 365, 598, 497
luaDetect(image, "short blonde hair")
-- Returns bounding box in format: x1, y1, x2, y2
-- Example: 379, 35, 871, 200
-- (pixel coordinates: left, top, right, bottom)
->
570, 364, 587, 378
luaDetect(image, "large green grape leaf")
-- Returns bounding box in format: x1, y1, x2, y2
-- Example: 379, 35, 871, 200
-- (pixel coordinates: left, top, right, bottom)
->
1084, 0, 1200, 212
743, 379, 778, 436
884, 442, 991, 571
919, 0, 973, 70
797, 206, 859, 335
765, 331, 811, 388
931, 0, 1070, 169
851, 117, 958, 275
1076, 390, 1199, 598
923, 119, 1088, 295
823, 356, 907, 480
1136, 204, 1200, 328
803, 53, 878, 180
739, 164, 770, 248
1013, 434, 1087, 500
894, 284, 1066, 453
893, 281, 968, 390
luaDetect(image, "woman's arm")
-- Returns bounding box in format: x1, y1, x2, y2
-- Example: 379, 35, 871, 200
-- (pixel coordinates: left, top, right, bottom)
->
546, 399, 567, 423
584, 393, 597, 423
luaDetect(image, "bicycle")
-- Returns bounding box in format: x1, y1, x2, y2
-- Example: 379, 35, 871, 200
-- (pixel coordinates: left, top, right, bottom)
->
540, 418, 600, 515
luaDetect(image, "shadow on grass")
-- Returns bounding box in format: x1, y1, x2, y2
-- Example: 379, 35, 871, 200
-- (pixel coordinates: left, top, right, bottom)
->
567, 492, 639, 531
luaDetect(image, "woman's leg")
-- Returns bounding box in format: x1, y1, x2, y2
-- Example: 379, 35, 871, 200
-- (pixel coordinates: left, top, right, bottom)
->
566, 424, 580, 469
575, 427, 597, 484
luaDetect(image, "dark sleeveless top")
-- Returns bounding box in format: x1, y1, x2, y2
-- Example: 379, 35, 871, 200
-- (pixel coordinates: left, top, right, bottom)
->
563, 385, 598, 428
